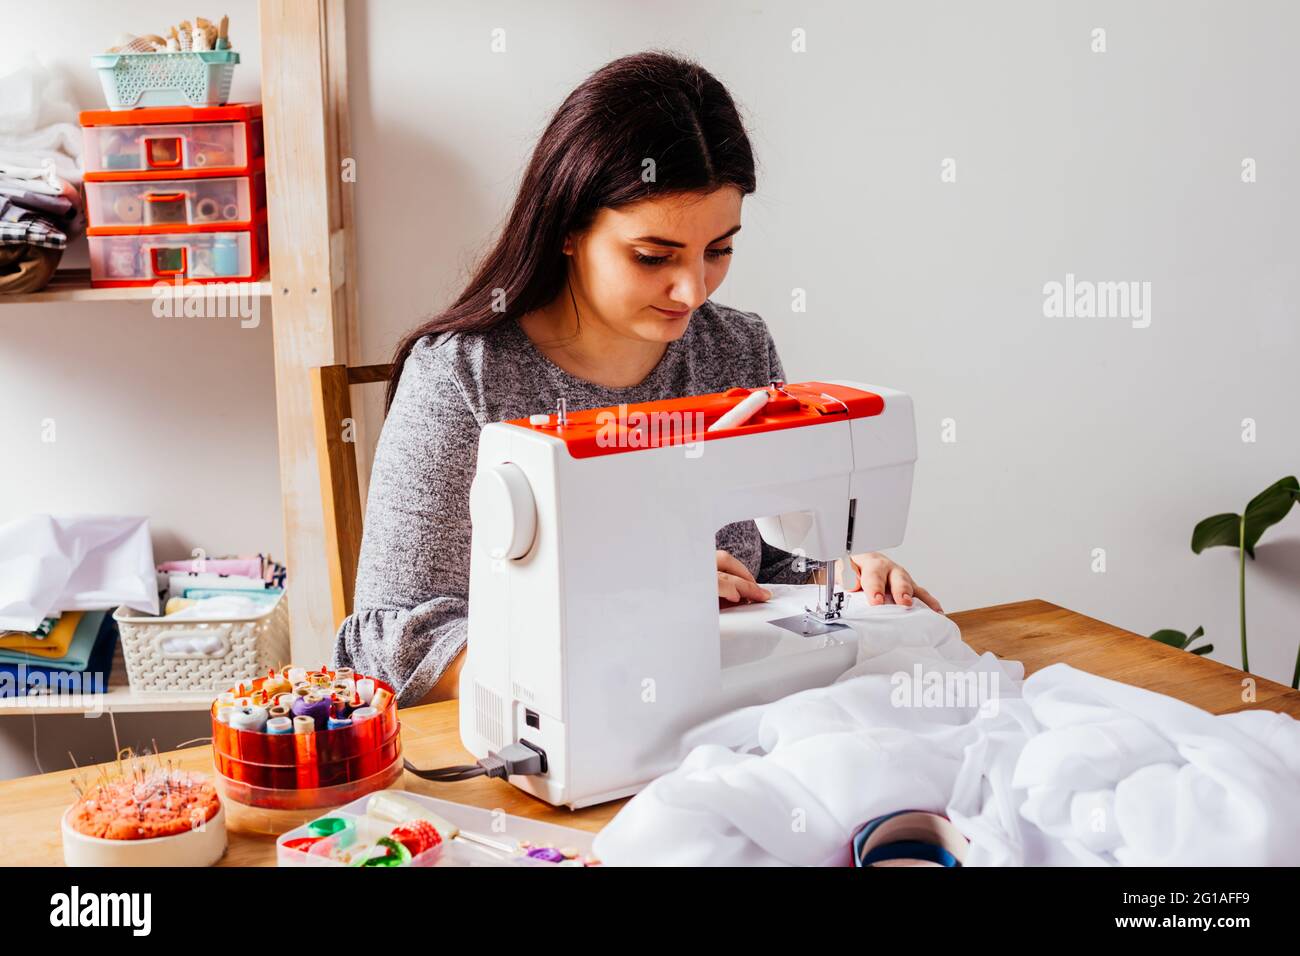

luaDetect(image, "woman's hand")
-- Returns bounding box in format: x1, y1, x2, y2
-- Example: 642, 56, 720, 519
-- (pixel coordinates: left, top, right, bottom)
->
826, 552, 943, 612
717, 550, 772, 606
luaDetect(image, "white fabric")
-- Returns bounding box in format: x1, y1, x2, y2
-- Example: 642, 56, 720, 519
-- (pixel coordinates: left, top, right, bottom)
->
162, 595, 274, 620
0, 515, 159, 631
592, 585, 1300, 867
0, 56, 83, 185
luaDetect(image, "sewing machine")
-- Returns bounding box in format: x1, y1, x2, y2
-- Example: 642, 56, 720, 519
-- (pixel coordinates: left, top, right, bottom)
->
459, 380, 917, 808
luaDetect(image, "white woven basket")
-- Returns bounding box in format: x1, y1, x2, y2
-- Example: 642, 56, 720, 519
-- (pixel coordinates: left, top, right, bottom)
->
113, 593, 290, 693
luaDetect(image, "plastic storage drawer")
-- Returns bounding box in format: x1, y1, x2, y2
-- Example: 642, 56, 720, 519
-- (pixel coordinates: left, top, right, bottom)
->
88, 220, 267, 285
85, 173, 265, 229
81, 105, 263, 180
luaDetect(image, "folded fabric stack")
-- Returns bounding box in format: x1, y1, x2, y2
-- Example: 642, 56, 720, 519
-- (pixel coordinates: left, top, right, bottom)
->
0, 610, 118, 697
0, 58, 85, 294
156, 554, 285, 618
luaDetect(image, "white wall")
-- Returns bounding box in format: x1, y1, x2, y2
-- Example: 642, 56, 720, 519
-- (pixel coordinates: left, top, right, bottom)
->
0, 1, 280, 775
346, 0, 1300, 686
0, 0, 280, 558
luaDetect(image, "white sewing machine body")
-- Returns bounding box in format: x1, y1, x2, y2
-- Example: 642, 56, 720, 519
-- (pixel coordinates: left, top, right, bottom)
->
459, 380, 917, 808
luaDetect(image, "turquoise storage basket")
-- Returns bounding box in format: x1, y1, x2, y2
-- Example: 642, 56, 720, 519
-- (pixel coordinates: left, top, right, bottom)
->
92, 51, 239, 110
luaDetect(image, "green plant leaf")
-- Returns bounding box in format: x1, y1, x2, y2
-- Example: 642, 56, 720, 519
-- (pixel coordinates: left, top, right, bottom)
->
1241, 476, 1300, 557
1190, 644, 1214, 655
1150, 629, 1190, 648
1188, 625, 1204, 642
1191, 513, 1241, 554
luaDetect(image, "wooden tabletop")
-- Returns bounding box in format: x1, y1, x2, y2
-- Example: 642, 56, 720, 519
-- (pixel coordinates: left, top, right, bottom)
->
2, 599, 1296, 866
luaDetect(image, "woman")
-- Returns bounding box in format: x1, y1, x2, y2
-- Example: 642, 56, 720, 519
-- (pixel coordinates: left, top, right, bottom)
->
334, 51, 942, 707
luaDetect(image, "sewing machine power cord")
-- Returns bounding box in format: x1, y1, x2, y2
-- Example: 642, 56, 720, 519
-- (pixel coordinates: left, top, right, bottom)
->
404, 740, 548, 784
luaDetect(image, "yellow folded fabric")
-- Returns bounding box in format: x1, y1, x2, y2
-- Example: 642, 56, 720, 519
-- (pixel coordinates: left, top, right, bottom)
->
0, 612, 82, 656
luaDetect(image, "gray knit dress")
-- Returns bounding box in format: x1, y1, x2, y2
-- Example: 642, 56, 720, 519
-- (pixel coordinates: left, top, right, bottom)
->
333, 299, 815, 705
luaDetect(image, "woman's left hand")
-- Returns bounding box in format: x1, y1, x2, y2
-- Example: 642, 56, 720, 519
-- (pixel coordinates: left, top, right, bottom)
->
835, 552, 943, 612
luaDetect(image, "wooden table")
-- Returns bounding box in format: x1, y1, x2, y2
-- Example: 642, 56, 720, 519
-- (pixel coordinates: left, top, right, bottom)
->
3, 600, 1296, 866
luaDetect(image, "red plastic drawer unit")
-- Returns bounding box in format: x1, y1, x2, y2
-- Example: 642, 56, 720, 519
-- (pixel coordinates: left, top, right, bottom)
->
85, 172, 266, 230
80, 103, 264, 180
87, 214, 269, 286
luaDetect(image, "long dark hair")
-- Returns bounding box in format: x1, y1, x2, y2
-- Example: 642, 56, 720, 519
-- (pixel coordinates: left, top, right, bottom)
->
384, 50, 757, 412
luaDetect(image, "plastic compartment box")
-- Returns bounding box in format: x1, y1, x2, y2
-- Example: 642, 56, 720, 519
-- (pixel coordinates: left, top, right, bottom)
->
87, 219, 267, 285
275, 789, 601, 867
85, 173, 265, 228
81, 105, 263, 179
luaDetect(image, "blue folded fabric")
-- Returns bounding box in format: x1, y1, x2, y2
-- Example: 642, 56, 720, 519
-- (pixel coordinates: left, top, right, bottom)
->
0, 611, 117, 698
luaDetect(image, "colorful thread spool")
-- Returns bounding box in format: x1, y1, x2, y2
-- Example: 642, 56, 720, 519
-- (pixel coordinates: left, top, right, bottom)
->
369, 688, 393, 713
350, 706, 378, 723
263, 673, 292, 697
266, 716, 293, 734
228, 705, 268, 733
355, 678, 376, 705
292, 694, 331, 730
292, 715, 314, 735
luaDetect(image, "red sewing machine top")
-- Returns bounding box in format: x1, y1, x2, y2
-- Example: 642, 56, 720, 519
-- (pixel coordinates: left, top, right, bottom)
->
505, 381, 884, 459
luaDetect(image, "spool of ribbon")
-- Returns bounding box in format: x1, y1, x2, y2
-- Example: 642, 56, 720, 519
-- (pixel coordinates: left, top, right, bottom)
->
112, 195, 141, 223
292, 694, 331, 730
355, 836, 410, 867
852, 810, 969, 868
228, 705, 268, 733
293, 715, 314, 735
308, 816, 355, 839
266, 716, 293, 734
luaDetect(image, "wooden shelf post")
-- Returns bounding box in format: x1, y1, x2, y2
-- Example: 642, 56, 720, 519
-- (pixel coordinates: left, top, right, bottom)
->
258, 0, 360, 664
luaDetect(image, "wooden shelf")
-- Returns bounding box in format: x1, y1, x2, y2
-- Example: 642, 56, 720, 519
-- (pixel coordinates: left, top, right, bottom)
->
1, 268, 272, 305
0, 643, 214, 716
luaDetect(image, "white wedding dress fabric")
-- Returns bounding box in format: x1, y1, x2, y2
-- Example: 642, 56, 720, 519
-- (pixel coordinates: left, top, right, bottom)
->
592, 585, 1300, 867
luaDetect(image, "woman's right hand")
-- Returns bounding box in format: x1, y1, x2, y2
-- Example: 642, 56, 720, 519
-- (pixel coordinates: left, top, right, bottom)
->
717, 549, 772, 606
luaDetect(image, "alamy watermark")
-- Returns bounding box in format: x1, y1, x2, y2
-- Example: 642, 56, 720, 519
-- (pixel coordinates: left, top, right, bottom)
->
0, 666, 106, 716
1042, 273, 1151, 328
595, 404, 707, 458
890, 664, 1001, 718
150, 276, 261, 328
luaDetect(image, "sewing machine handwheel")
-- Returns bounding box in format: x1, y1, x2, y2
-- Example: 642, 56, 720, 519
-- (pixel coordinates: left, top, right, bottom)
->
470, 462, 537, 560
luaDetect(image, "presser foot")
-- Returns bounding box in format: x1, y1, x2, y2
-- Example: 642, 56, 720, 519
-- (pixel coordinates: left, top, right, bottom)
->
768, 559, 851, 636
767, 613, 851, 637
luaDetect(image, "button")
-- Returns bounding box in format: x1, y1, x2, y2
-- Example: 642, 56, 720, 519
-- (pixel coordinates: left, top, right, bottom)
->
528, 413, 551, 426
